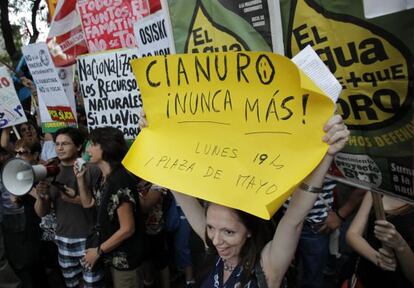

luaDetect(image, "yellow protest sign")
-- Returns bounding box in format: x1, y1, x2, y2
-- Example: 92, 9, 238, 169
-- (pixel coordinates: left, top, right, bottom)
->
123, 52, 334, 219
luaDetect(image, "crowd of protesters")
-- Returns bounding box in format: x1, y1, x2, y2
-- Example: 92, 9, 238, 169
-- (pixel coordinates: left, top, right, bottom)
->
0, 117, 198, 288
0, 82, 413, 288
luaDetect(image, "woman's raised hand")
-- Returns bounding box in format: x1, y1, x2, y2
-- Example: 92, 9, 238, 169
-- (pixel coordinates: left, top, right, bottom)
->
138, 109, 148, 129
322, 114, 350, 156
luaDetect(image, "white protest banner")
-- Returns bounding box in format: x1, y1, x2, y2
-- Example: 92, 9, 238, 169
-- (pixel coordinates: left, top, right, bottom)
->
0, 67, 27, 128
77, 0, 150, 53
41, 65, 78, 132
22, 43, 76, 124
57, 65, 77, 121
47, 0, 88, 67
77, 49, 142, 139
363, 0, 414, 18
133, 9, 174, 57
292, 45, 342, 103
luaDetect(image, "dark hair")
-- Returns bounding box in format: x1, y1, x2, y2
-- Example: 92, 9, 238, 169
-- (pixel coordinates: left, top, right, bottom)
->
55, 127, 85, 151
18, 120, 40, 138
203, 204, 274, 286
15, 139, 42, 159
0, 146, 12, 163
89, 127, 128, 170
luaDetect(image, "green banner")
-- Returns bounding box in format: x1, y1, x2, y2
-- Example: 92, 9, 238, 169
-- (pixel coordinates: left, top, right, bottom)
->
282, 0, 413, 200
41, 121, 77, 133
167, 0, 283, 53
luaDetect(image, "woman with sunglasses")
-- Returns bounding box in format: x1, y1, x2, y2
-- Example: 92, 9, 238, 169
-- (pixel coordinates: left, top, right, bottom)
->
1, 122, 39, 149
1, 120, 56, 164
0, 147, 22, 287
1, 139, 50, 287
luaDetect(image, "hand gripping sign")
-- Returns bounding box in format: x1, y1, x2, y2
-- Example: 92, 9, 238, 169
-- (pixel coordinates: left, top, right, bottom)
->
123, 52, 335, 219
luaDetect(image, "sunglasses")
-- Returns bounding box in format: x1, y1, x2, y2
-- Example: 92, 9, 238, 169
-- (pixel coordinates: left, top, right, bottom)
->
15, 150, 30, 156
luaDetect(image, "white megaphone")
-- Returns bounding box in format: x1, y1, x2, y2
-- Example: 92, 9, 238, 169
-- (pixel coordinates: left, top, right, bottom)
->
0, 158, 60, 196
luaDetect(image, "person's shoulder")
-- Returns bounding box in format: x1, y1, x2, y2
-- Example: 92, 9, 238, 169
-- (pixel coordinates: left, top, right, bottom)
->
121, 166, 138, 184
112, 166, 138, 187
111, 165, 131, 177
85, 163, 101, 174
83, 163, 102, 185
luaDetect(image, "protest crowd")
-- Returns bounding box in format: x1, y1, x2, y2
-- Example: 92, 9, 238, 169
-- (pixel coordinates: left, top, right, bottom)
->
1, 1, 413, 288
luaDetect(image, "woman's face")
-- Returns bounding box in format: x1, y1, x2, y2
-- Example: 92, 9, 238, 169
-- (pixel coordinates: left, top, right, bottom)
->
20, 124, 37, 142
14, 147, 36, 163
206, 204, 250, 265
87, 142, 103, 164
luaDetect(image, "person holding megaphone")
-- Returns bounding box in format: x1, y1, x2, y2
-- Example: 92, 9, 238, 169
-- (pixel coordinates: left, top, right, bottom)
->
34, 127, 104, 288
1, 138, 50, 287
0, 147, 21, 288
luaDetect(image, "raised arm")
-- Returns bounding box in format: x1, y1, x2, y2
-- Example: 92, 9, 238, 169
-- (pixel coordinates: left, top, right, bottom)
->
172, 191, 206, 243
1, 127, 13, 151
260, 114, 349, 286
138, 110, 207, 243
346, 193, 377, 262
75, 165, 95, 208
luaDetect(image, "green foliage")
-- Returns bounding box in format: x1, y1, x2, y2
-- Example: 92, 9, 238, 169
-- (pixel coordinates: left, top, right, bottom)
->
9, 0, 48, 23
12, 24, 22, 50
1, 0, 48, 63
0, 53, 12, 67
0, 24, 23, 64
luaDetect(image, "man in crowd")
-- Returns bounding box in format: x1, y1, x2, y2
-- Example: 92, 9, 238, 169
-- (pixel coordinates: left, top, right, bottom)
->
35, 127, 103, 288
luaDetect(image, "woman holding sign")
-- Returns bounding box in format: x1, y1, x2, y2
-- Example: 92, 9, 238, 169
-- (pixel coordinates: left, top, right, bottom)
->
139, 113, 349, 287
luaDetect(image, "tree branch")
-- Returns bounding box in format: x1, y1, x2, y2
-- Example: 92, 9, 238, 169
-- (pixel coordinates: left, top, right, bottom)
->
29, 0, 41, 43
0, 0, 19, 63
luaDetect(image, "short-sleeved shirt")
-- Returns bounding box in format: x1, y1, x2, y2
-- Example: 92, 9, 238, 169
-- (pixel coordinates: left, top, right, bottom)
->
51, 164, 101, 238
283, 178, 336, 223
94, 166, 146, 270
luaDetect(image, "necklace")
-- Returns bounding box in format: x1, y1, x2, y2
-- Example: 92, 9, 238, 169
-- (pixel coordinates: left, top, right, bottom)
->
223, 259, 236, 272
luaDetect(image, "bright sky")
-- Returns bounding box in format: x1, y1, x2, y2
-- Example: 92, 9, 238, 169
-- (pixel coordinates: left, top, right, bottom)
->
9, 1, 49, 44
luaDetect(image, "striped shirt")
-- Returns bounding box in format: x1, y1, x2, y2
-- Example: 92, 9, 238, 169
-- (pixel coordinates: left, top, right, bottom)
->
283, 178, 336, 223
